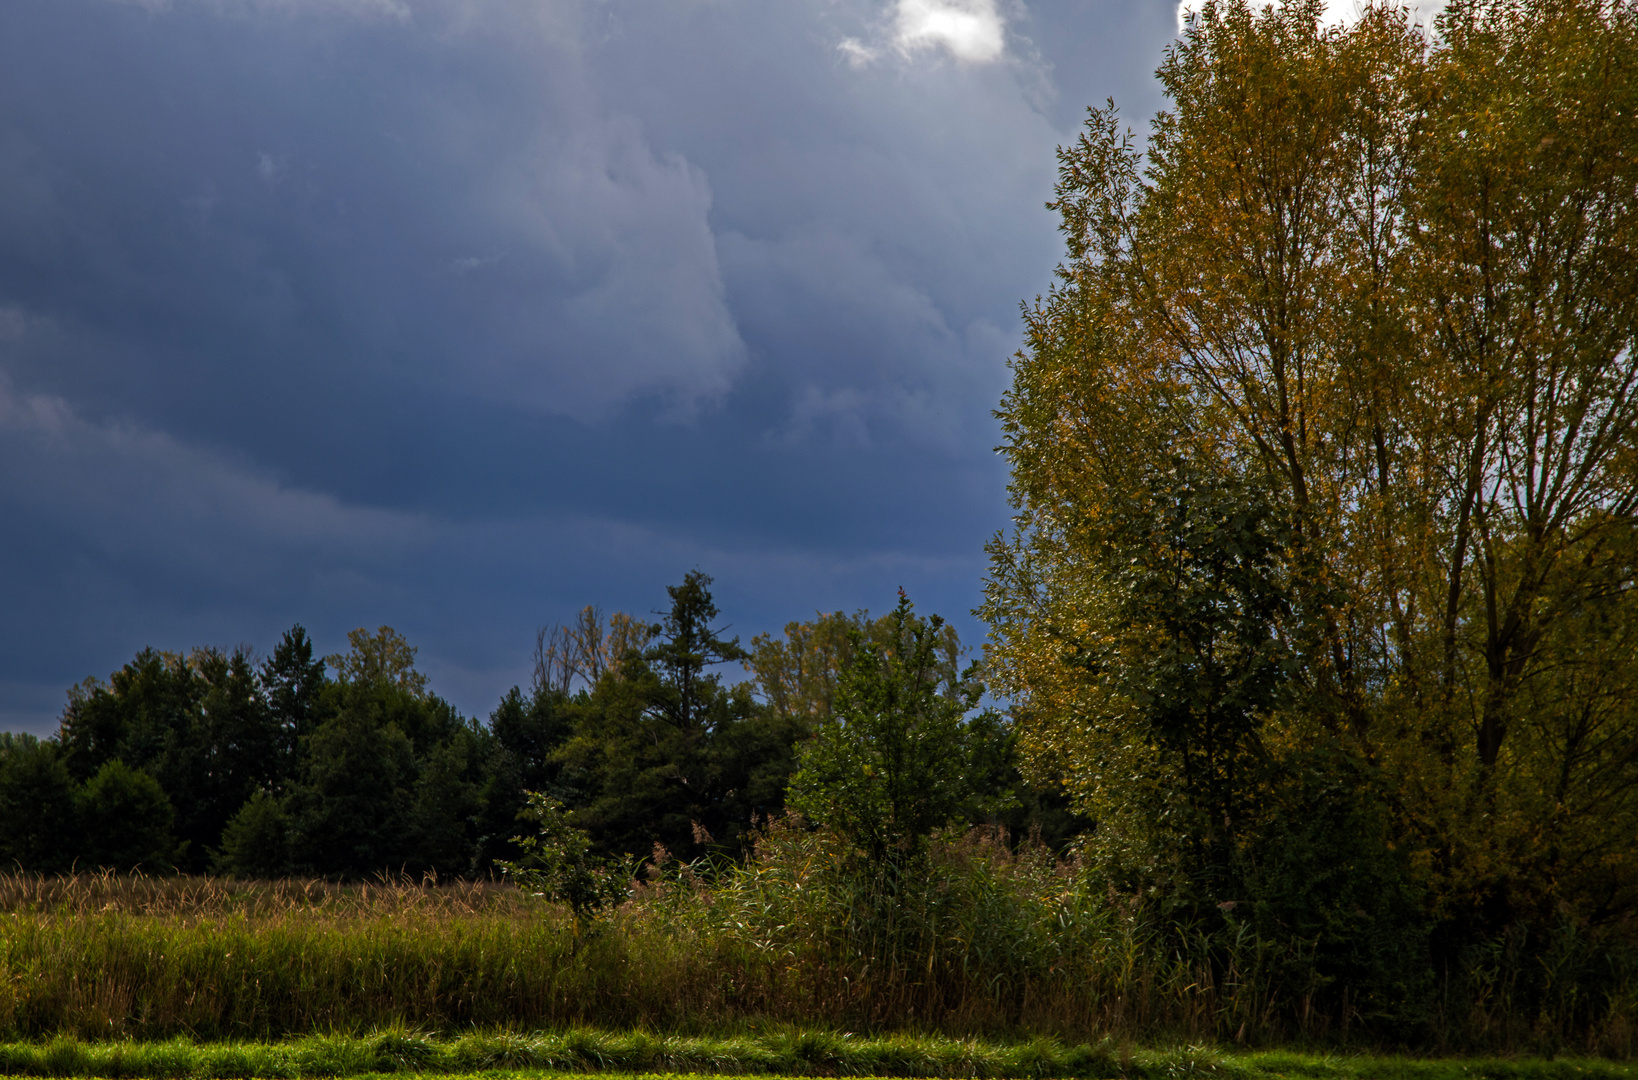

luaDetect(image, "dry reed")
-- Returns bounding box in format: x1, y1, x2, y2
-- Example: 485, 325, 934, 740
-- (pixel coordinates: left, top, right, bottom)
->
0, 827, 1631, 1057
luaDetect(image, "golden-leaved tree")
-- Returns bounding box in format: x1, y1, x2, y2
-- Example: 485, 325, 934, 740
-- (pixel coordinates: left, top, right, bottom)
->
983, 0, 1638, 934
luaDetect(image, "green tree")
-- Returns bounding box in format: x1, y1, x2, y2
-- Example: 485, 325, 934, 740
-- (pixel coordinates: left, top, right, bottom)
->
56, 644, 286, 873
266, 625, 492, 878
49, 624, 510, 881
747, 608, 962, 727
983, 0, 1638, 978
472, 684, 576, 869
260, 624, 326, 775
58, 649, 200, 785
552, 574, 803, 859
409, 734, 486, 878
754, 606, 1080, 850
284, 700, 419, 876
646, 570, 749, 731
216, 790, 293, 878
788, 592, 1003, 865
0, 734, 80, 873
326, 626, 429, 699
79, 759, 180, 872
188, 647, 283, 865
490, 685, 573, 795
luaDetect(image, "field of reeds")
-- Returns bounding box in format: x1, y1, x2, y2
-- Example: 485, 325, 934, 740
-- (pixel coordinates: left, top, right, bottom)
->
0, 823, 1632, 1057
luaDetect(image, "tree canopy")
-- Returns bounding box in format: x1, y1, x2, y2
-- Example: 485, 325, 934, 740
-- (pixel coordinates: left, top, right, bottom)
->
787, 592, 1007, 865
4, 575, 1027, 879
983, 0, 1638, 958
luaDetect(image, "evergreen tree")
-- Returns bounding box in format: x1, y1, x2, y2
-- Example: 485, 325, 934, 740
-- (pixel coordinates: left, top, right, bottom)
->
554, 573, 804, 859
260, 625, 326, 780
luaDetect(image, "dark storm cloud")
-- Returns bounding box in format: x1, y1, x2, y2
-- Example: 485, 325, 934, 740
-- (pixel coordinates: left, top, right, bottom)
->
1, 1, 744, 418
0, 0, 1180, 733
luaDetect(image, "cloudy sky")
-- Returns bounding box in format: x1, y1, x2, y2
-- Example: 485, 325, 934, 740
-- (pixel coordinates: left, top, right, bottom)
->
0, 0, 1194, 734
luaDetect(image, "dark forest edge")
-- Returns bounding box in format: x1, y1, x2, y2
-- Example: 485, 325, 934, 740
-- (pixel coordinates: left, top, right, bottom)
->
0, 571, 1072, 879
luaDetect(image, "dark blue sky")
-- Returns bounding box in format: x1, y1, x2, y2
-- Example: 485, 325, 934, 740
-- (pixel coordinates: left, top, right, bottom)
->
0, 0, 1182, 735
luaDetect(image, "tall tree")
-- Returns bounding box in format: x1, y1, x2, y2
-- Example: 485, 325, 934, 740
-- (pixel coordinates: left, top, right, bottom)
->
983, 0, 1638, 931
646, 570, 749, 733
755, 606, 1080, 850
552, 573, 802, 859
1091, 462, 1301, 897
185, 648, 281, 859
747, 608, 962, 728
56, 645, 283, 872
326, 626, 430, 699
260, 625, 326, 778
79, 759, 180, 872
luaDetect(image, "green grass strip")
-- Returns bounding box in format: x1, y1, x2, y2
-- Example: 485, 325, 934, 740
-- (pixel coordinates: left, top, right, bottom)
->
0, 1032, 1629, 1080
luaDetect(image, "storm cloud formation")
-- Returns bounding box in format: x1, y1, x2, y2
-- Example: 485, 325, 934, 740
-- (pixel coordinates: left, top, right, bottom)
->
0, 0, 1178, 732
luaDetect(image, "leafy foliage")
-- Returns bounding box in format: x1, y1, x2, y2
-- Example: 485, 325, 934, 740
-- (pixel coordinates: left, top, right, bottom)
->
498, 792, 633, 934
1092, 461, 1300, 898
78, 759, 179, 872
325, 627, 429, 699
788, 592, 1007, 865
983, 0, 1638, 1029
4, 572, 849, 880
748, 606, 962, 727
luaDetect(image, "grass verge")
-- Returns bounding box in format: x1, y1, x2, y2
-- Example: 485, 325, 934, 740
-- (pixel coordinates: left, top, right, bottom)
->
0, 1032, 1631, 1080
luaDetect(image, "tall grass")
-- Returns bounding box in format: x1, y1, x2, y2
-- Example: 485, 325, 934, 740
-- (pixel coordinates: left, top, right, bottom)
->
0, 825, 1631, 1055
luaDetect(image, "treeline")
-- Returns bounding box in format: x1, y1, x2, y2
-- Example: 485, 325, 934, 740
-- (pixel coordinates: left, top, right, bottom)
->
0, 573, 1066, 880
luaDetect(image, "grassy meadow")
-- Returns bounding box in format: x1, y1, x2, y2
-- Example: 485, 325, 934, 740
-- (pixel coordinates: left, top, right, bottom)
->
0, 822, 1633, 1063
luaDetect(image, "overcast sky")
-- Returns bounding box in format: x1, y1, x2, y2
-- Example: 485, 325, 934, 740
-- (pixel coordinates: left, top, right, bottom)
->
0, 0, 1192, 735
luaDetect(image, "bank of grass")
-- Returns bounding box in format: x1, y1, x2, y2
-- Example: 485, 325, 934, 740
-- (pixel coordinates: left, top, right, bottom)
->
0, 831, 1633, 1056
0, 1031, 1634, 1080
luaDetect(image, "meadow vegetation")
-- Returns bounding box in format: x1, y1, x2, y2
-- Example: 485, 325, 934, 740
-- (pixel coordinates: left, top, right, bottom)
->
0, 842, 1631, 1055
